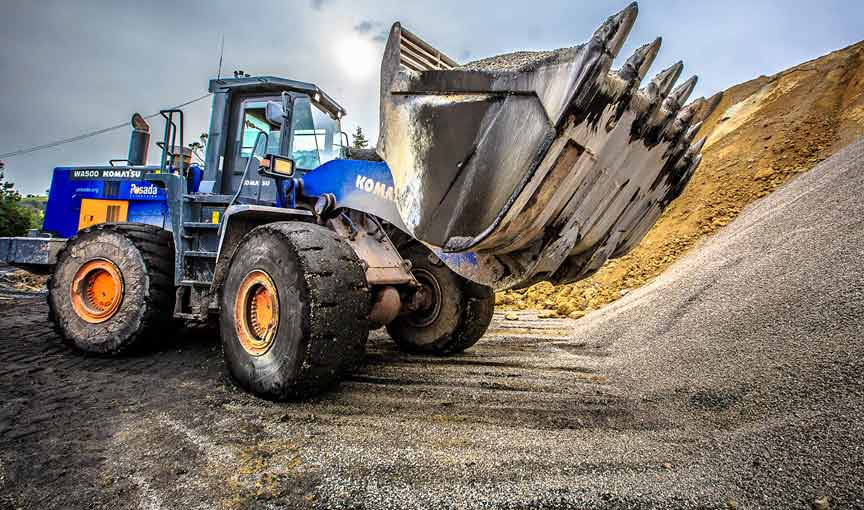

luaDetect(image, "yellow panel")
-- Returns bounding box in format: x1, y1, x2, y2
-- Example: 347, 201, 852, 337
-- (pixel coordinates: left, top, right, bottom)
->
79, 199, 129, 231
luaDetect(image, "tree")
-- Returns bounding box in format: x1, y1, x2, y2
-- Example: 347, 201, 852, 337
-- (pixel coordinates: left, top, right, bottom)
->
0, 163, 38, 236
351, 126, 369, 149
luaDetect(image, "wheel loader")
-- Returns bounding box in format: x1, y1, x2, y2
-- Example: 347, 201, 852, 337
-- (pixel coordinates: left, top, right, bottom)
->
0, 3, 719, 400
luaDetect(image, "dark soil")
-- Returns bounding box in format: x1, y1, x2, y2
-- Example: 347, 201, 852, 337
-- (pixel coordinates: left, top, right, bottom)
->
0, 300, 618, 509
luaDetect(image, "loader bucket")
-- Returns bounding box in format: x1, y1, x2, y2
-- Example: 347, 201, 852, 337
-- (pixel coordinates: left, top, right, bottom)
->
377, 2, 721, 290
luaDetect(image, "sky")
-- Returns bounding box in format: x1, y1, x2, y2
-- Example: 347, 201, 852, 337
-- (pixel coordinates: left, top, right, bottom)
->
1, 0, 862, 194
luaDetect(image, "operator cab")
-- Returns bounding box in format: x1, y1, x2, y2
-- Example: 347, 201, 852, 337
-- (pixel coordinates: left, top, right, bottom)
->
202, 76, 346, 200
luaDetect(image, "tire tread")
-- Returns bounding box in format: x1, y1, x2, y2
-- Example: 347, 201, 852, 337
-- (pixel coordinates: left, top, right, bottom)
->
222, 221, 370, 399
48, 223, 176, 355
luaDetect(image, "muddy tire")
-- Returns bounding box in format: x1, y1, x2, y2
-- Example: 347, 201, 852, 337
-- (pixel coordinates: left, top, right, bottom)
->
48, 223, 176, 355
387, 242, 494, 355
219, 221, 370, 400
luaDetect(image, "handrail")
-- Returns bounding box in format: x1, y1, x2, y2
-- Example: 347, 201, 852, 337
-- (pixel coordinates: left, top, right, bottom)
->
159, 109, 185, 176
228, 131, 268, 210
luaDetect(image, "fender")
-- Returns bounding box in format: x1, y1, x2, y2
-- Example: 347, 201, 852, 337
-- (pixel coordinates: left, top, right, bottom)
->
299, 159, 408, 232
210, 204, 314, 293
299, 159, 506, 287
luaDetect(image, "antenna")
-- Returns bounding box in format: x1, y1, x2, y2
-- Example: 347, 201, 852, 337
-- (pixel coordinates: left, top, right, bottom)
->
217, 34, 225, 80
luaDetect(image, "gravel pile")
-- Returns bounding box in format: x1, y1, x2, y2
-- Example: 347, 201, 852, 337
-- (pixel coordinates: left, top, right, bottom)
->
457, 47, 578, 73
566, 135, 864, 508
346, 147, 382, 162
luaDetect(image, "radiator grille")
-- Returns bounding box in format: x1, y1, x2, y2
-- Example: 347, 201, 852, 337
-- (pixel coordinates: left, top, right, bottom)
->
106, 205, 121, 223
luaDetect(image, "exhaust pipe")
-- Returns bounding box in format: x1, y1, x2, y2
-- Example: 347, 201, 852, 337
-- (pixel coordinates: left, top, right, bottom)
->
128, 113, 150, 166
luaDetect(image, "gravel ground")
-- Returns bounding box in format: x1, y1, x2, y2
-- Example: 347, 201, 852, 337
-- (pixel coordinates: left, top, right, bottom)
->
1, 139, 863, 509
568, 136, 864, 508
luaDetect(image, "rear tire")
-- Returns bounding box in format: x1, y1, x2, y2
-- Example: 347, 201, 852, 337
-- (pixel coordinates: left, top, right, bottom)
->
219, 221, 370, 400
48, 223, 176, 355
386, 242, 494, 355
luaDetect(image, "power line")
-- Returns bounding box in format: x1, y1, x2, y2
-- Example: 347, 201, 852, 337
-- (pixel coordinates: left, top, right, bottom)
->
0, 93, 213, 159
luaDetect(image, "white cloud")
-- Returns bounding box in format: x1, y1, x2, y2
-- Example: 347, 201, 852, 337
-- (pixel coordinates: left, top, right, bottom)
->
1, 0, 862, 194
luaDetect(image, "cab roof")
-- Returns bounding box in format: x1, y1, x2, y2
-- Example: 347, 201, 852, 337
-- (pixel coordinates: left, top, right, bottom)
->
208, 76, 345, 118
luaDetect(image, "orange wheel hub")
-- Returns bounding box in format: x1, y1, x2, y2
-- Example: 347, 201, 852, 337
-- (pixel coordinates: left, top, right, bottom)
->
234, 270, 279, 356
70, 259, 124, 323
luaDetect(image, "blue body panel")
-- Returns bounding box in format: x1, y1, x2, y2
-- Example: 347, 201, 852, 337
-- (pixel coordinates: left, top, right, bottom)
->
300, 159, 481, 277
300, 159, 407, 231
43, 168, 170, 238
39, 159, 484, 281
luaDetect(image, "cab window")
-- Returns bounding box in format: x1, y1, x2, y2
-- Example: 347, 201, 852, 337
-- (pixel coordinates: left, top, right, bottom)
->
290, 96, 341, 170
229, 98, 284, 201
238, 100, 282, 157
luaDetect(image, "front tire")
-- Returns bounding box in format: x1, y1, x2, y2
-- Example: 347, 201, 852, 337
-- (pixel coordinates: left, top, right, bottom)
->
386, 242, 494, 355
48, 223, 176, 355
219, 221, 370, 400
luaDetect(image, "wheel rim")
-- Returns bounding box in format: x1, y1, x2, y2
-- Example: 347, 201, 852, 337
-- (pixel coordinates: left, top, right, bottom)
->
234, 270, 279, 356
407, 267, 442, 328
70, 259, 124, 324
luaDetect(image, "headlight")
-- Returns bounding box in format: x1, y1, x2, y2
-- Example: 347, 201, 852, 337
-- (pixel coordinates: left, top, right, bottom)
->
260, 155, 295, 177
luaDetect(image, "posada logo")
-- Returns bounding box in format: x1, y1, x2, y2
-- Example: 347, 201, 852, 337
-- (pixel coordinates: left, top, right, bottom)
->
130, 183, 159, 196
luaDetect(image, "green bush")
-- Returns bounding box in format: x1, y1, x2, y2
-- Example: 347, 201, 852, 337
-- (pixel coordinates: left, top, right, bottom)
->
0, 171, 39, 237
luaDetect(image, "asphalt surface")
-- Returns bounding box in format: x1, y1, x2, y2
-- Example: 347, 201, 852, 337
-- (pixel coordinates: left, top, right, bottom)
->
1, 138, 863, 509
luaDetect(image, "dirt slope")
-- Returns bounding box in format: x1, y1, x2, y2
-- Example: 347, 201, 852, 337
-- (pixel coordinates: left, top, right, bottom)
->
500, 40, 864, 314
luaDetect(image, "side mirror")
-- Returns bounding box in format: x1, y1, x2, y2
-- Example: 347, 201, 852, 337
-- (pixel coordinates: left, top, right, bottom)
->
259, 154, 295, 178
265, 101, 285, 126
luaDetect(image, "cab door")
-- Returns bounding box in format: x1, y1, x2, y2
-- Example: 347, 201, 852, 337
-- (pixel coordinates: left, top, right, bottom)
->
221, 96, 284, 201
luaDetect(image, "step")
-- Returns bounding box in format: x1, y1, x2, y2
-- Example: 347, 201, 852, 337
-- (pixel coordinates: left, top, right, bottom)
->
183, 250, 217, 259
183, 222, 220, 230
184, 193, 233, 204
180, 279, 212, 287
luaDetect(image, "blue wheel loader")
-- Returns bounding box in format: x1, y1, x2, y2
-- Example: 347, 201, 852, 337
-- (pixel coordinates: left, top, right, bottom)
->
0, 4, 719, 399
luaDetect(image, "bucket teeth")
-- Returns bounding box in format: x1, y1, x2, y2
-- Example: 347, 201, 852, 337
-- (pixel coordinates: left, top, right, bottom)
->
638, 61, 684, 136
664, 98, 701, 140
643, 61, 683, 103
618, 37, 661, 83
591, 1, 639, 58
674, 135, 706, 172
683, 153, 703, 184
689, 153, 704, 175
669, 153, 702, 201
688, 136, 707, 156
684, 121, 703, 142
683, 97, 707, 119
699, 92, 724, 122
676, 100, 702, 126
663, 75, 698, 111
